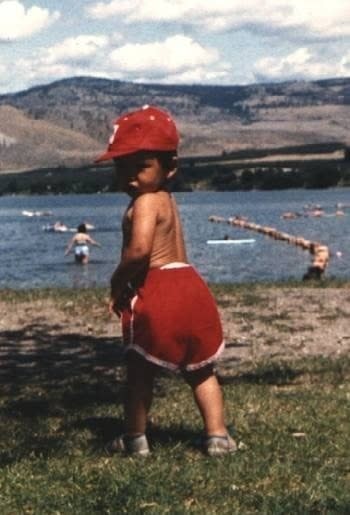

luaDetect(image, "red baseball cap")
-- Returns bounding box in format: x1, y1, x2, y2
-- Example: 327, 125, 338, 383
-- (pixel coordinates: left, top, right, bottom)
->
95, 105, 179, 162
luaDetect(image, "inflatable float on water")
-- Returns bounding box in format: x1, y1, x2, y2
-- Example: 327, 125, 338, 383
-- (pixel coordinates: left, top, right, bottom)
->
207, 239, 255, 245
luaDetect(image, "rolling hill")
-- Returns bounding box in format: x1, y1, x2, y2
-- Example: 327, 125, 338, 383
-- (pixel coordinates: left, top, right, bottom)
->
0, 76, 350, 171
0, 105, 101, 171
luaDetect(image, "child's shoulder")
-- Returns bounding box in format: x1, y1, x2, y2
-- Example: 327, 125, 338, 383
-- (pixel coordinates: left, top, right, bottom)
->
130, 191, 173, 219
133, 191, 170, 206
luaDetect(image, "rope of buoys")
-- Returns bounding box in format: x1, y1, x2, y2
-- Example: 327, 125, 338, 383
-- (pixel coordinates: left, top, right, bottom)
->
208, 215, 330, 280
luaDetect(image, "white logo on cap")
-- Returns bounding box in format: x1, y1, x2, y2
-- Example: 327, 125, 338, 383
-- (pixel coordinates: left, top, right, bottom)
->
109, 124, 119, 144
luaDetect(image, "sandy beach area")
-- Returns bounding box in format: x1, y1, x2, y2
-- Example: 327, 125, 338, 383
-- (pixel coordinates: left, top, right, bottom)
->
1, 285, 349, 382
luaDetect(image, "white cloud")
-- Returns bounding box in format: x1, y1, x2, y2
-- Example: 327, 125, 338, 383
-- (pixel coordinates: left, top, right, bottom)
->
86, 0, 350, 39
15, 57, 71, 85
44, 35, 109, 65
86, 0, 139, 19
0, 32, 229, 92
0, 1, 60, 41
0, 34, 111, 93
254, 47, 350, 82
154, 67, 230, 85
340, 51, 350, 73
109, 35, 221, 75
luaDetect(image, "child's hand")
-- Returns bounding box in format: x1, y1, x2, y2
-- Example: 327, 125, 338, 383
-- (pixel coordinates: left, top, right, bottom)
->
108, 298, 121, 317
109, 286, 134, 317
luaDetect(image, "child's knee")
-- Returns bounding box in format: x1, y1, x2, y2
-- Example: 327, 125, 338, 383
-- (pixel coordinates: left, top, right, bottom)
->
183, 364, 215, 388
126, 351, 157, 383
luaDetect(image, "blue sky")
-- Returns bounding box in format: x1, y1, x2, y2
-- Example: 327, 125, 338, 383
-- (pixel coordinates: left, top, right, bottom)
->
0, 0, 349, 94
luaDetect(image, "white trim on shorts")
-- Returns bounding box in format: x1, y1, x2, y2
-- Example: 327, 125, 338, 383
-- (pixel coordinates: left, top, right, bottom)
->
124, 282, 225, 372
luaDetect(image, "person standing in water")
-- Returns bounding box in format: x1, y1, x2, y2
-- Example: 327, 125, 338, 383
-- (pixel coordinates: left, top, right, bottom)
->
64, 223, 101, 264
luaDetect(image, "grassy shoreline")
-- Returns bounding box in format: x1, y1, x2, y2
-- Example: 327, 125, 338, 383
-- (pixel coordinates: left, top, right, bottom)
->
1, 276, 350, 295
1, 282, 349, 513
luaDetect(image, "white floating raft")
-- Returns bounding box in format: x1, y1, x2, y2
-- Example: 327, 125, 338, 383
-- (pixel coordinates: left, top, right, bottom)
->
22, 210, 53, 217
207, 239, 256, 245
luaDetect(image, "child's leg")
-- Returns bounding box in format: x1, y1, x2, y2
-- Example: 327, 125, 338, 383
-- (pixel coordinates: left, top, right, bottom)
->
125, 351, 157, 436
184, 365, 227, 436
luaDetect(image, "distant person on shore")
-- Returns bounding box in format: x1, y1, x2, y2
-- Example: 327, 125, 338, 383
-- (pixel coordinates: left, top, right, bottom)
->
64, 223, 101, 264
95, 105, 236, 457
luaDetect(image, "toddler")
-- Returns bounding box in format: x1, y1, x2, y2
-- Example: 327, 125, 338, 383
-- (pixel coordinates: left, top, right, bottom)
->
96, 105, 236, 456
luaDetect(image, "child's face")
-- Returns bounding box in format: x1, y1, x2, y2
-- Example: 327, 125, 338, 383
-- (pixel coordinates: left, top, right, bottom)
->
114, 152, 174, 196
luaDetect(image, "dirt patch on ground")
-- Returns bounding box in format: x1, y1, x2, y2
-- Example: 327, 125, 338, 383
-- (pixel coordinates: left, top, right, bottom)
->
217, 287, 350, 376
0, 287, 349, 381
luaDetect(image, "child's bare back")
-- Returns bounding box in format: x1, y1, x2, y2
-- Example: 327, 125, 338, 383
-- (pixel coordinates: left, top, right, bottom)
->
123, 191, 187, 269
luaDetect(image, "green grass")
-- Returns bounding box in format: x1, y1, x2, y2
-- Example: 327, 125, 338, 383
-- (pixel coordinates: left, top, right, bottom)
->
0, 286, 108, 308
0, 359, 349, 513
209, 277, 350, 294
0, 285, 349, 513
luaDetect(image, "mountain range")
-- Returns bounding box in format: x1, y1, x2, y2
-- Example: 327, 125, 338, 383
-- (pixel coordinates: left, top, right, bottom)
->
0, 76, 349, 172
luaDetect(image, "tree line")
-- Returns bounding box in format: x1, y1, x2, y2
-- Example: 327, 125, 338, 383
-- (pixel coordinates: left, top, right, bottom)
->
1, 160, 350, 195
178, 157, 350, 191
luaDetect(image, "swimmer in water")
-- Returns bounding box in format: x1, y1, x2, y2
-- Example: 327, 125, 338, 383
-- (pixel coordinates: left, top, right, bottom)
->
64, 223, 101, 264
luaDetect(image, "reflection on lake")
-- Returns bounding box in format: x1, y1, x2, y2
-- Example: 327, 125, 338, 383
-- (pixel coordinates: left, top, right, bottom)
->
0, 189, 349, 289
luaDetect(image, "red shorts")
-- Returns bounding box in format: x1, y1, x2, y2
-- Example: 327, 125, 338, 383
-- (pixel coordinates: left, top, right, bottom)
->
121, 263, 224, 371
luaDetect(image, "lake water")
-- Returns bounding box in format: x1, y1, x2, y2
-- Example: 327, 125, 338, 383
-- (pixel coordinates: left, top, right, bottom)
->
0, 189, 349, 289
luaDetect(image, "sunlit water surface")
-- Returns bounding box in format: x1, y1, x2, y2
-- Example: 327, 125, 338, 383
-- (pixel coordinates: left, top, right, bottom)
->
0, 189, 349, 289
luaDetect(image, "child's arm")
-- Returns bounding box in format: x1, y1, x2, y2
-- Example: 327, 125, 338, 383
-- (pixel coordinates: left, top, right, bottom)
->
110, 194, 158, 311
